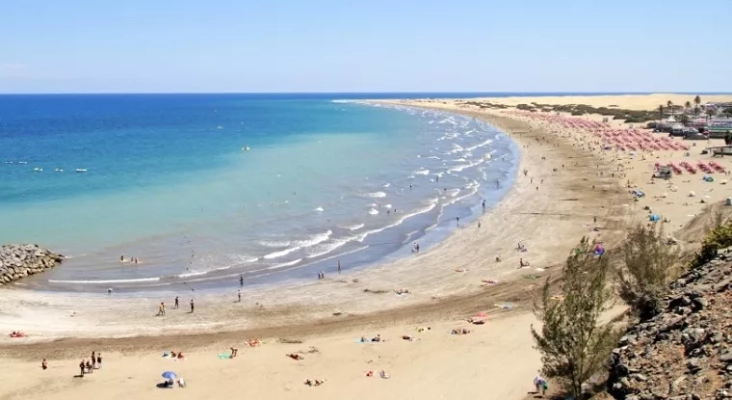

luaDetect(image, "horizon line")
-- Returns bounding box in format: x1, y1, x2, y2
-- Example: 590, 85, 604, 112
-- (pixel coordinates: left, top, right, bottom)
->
1, 91, 731, 96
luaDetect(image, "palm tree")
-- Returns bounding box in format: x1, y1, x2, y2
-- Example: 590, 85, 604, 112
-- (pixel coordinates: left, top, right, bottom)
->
694, 95, 701, 107
658, 105, 664, 120
667, 100, 673, 108
694, 106, 700, 116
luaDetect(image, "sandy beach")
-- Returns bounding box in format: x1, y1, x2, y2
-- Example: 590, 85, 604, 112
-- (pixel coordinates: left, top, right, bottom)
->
2, 93, 731, 399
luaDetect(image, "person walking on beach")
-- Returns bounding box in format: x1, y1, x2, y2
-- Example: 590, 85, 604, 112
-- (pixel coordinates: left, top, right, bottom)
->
237, 290, 242, 303
79, 360, 85, 377
91, 351, 96, 369
96, 353, 102, 369
174, 296, 179, 309
190, 299, 195, 313
337, 260, 341, 275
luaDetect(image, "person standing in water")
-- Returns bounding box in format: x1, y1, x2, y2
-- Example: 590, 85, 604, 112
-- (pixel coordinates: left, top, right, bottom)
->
239, 275, 244, 288
337, 260, 341, 274
174, 296, 179, 309
190, 299, 195, 313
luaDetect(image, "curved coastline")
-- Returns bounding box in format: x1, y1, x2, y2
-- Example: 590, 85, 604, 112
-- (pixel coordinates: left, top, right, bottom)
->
0, 101, 628, 344
15, 104, 521, 294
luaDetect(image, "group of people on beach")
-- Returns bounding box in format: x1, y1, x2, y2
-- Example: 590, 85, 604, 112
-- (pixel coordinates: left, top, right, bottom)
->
73, 351, 102, 377
157, 297, 194, 316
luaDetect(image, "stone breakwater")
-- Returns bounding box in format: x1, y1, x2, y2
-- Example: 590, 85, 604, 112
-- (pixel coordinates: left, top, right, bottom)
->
607, 248, 732, 400
0, 244, 64, 286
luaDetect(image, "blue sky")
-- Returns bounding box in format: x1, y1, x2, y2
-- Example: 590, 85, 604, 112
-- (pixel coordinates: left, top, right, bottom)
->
1, 0, 730, 93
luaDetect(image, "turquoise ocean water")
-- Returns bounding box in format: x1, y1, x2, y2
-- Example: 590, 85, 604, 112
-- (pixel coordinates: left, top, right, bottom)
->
0, 94, 519, 293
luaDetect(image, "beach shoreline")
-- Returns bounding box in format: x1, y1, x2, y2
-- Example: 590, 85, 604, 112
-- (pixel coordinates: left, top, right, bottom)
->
0, 98, 631, 346
6, 93, 732, 400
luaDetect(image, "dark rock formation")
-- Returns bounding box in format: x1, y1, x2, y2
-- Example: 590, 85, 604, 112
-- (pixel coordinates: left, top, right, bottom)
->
0, 244, 64, 286
607, 248, 732, 400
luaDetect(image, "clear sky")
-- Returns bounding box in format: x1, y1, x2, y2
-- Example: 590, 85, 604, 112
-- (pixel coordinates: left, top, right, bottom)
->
1, 0, 730, 93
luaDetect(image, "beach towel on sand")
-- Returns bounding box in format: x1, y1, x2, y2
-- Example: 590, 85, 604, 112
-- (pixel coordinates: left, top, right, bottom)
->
218, 353, 230, 359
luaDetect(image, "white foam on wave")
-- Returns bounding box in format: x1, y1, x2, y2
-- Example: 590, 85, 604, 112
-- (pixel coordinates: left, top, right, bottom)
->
364, 191, 387, 198
382, 183, 391, 188
465, 139, 493, 152
446, 144, 464, 155
49, 277, 161, 285
413, 168, 430, 176
447, 159, 485, 174
368, 208, 379, 215
383, 204, 393, 209
314, 206, 324, 212
357, 202, 439, 243
263, 230, 333, 260
272, 258, 303, 268
305, 237, 354, 259
259, 240, 291, 248
342, 223, 365, 231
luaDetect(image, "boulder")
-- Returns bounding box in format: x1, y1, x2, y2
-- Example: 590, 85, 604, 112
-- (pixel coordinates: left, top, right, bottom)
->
0, 244, 64, 286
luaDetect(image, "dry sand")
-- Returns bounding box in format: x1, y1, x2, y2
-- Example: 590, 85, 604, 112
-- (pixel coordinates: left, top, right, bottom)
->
0, 94, 727, 400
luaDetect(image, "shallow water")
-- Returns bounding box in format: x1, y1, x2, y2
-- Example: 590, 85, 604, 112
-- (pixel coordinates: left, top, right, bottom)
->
0, 94, 519, 292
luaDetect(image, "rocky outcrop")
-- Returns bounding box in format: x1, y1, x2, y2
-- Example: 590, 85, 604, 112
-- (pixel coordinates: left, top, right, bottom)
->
607, 248, 732, 400
0, 244, 64, 286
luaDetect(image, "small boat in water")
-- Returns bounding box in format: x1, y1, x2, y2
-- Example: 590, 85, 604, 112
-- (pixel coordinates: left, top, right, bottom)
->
76, 168, 87, 173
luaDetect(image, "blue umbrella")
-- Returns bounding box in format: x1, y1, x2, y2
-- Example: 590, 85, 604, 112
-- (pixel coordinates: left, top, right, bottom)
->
162, 371, 177, 380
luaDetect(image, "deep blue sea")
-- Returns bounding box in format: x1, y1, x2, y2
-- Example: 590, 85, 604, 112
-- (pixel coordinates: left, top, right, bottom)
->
0, 93, 528, 293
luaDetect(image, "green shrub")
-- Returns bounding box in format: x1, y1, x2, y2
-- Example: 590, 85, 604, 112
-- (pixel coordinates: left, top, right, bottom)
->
690, 223, 732, 268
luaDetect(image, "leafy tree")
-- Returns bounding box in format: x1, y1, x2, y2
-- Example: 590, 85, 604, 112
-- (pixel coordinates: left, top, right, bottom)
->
707, 108, 716, 120
694, 106, 700, 116
532, 238, 618, 399
658, 105, 664, 119
616, 224, 680, 320
685, 101, 692, 110
679, 114, 690, 126
667, 100, 673, 108
694, 95, 701, 106
723, 108, 732, 117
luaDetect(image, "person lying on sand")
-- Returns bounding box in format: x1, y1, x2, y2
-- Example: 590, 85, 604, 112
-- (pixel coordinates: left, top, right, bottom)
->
304, 379, 325, 386
286, 353, 304, 360
360, 336, 368, 343
416, 326, 431, 332
451, 328, 471, 335
177, 352, 184, 360
9, 331, 25, 338
371, 334, 382, 342
366, 370, 374, 377
230, 347, 238, 358
394, 288, 410, 295
248, 339, 262, 347
380, 370, 390, 379
402, 335, 419, 341
467, 317, 486, 325
41, 359, 47, 370
454, 268, 469, 273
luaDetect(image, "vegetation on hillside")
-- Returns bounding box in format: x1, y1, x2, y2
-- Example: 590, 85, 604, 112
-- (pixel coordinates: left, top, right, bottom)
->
615, 224, 680, 320
532, 238, 620, 399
